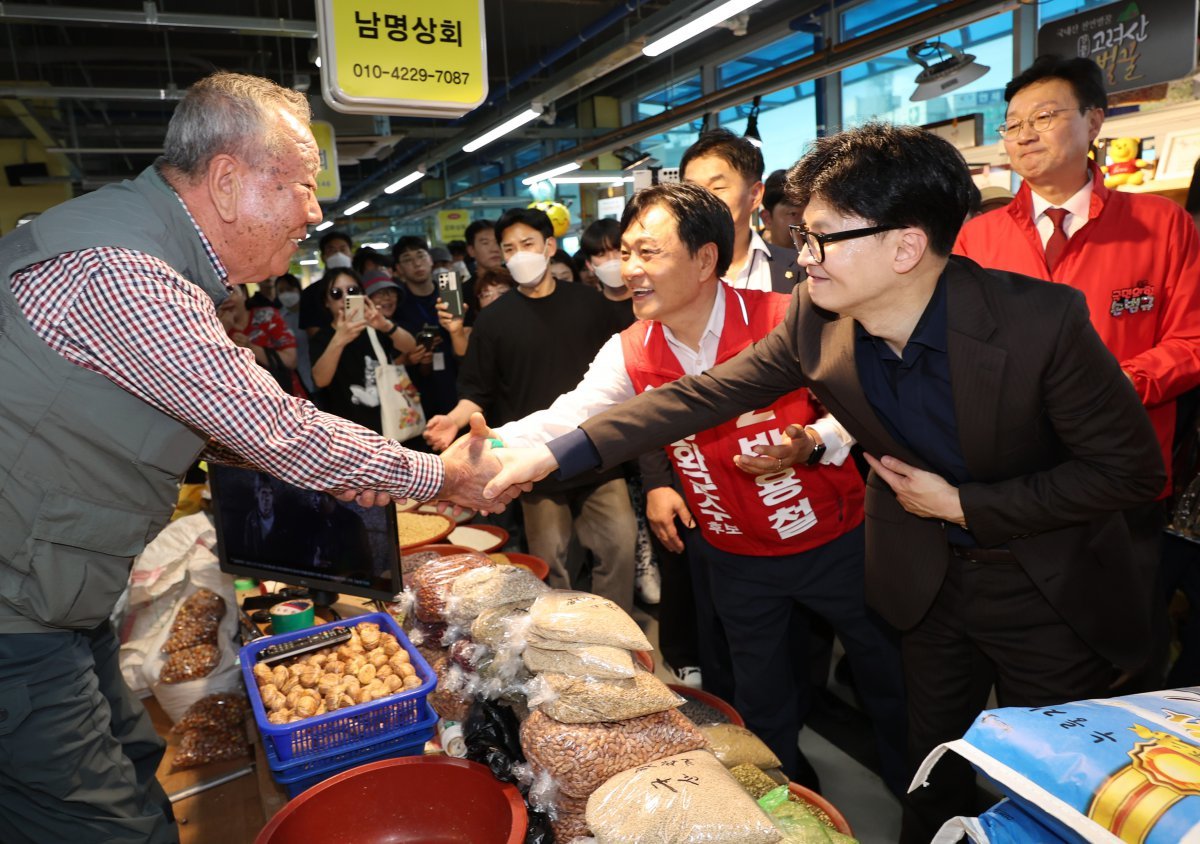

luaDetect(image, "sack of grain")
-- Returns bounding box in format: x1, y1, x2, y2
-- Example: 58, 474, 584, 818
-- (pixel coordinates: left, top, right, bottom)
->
531, 669, 683, 724
409, 552, 494, 623
529, 591, 651, 651
586, 750, 782, 843
523, 643, 636, 680
700, 723, 783, 770
446, 565, 548, 626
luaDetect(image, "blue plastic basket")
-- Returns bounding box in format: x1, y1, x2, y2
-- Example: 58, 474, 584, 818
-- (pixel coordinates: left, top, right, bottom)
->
241, 612, 435, 762
262, 701, 438, 798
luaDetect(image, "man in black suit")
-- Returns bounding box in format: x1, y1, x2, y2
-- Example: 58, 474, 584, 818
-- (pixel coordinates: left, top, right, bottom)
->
681, 129, 800, 294
485, 122, 1165, 841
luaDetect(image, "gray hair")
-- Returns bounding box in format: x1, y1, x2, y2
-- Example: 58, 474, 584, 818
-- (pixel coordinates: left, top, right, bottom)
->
161, 72, 311, 180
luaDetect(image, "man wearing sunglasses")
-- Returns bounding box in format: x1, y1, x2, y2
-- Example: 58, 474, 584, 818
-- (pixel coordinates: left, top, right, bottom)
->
483, 121, 1165, 842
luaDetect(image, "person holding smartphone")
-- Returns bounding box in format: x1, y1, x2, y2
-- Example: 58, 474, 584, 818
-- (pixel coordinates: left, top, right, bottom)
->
310, 268, 418, 434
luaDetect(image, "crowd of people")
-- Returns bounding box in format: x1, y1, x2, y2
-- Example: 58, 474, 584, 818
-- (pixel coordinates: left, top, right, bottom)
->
2, 51, 1199, 844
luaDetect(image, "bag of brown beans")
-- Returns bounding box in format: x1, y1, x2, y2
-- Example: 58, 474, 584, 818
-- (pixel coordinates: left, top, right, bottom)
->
159, 643, 220, 684
410, 553, 494, 624
161, 588, 226, 653
520, 708, 707, 799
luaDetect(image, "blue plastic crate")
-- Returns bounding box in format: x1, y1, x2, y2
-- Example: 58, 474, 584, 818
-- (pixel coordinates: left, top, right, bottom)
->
241, 612, 435, 762
262, 701, 438, 798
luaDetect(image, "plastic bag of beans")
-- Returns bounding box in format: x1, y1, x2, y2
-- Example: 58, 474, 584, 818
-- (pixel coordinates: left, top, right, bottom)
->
410, 553, 494, 623
520, 708, 707, 799
700, 723, 783, 770
159, 643, 220, 684
170, 693, 248, 734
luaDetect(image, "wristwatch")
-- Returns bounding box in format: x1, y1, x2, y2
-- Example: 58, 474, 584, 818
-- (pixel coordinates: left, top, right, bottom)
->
803, 428, 826, 466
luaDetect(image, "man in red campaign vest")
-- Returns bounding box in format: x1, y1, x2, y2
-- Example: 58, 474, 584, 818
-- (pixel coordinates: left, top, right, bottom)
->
481, 182, 907, 795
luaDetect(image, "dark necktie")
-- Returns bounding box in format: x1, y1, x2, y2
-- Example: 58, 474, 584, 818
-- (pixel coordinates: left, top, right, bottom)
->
1043, 207, 1069, 274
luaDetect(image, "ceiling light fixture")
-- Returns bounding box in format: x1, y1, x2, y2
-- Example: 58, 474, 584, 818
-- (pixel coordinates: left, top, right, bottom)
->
522, 162, 582, 185
314, 220, 334, 232
550, 174, 633, 185
463, 105, 544, 153
643, 0, 768, 57
908, 41, 989, 102
343, 200, 370, 215
384, 168, 426, 194
744, 95, 763, 149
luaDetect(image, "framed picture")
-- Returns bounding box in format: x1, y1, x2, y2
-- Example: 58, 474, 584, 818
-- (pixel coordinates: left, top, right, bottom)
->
1157, 130, 1200, 181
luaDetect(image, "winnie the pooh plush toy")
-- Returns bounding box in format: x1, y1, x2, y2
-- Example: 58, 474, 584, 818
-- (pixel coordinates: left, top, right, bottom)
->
1102, 137, 1151, 188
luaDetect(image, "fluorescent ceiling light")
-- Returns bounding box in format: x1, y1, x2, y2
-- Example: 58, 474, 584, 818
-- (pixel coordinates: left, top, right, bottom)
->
523, 162, 581, 185
463, 107, 542, 153
343, 200, 370, 216
314, 220, 334, 231
299, 259, 320, 265
644, 0, 767, 57
550, 174, 634, 185
362, 242, 391, 250
384, 169, 426, 194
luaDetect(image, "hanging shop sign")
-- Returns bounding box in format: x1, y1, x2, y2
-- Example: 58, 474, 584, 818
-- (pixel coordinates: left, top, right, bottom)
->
1036, 0, 1199, 96
310, 121, 342, 201
316, 0, 487, 117
437, 209, 471, 242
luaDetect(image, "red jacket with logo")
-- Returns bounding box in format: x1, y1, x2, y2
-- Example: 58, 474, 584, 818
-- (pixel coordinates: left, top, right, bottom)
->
621, 286, 864, 557
954, 163, 1200, 493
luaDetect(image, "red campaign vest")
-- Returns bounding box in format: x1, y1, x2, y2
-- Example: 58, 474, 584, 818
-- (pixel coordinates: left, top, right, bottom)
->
621, 286, 864, 557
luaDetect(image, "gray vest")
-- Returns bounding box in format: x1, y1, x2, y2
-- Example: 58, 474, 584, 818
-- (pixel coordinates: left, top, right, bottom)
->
0, 166, 227, 633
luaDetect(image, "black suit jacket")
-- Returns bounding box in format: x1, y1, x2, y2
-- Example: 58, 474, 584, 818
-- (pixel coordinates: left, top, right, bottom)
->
765, 241, 802, 294
574, 256, 1165, 671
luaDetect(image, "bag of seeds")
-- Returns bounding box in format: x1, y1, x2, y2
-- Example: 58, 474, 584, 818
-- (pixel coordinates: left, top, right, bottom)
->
445, 565, 548, 626
585, 750, 782, 843
410, 552, 494, 623
528, 591, 651, 651
170, 725, 249, 771
530, 669, 683, 724
523, 643, 636, 680
700, 723, 783, 770
170, 693, 248, 734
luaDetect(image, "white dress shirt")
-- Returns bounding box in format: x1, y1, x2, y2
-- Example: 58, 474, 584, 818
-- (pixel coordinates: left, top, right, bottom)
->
1030, 179, 1092, 247
725, 229, 776, 292
494, 282, 854, 464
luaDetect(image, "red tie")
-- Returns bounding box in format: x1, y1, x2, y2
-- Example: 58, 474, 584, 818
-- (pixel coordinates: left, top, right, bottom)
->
1043, 207, 1069, 274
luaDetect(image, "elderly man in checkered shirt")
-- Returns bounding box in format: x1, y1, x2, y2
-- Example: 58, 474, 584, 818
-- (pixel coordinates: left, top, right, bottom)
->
0, 72, 520, 843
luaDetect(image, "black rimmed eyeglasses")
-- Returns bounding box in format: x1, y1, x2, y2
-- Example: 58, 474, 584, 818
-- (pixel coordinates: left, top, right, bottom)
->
788, 224, 902, 263
328, 285, 362, 300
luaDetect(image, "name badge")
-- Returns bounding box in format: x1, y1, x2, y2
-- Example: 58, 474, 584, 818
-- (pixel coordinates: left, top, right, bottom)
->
433, 352, 446, 371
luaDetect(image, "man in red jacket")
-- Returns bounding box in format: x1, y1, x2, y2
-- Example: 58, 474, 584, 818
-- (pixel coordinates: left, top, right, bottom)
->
484, 182, 908, 796
955, 56, 1200, 505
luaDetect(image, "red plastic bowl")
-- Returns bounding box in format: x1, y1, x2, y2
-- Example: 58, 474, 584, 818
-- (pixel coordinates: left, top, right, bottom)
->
789, 782, 853, 836
255, 756, 527, 844
495, 551, 550, 581
667, 684, 745, 727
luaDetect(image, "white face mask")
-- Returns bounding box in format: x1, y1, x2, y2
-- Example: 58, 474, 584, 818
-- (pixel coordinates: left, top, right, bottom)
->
324, 253, 353, 270
452, 261, 470, 280
506, 249, 549, 287
593, 258, 624, 289
278, 290, 301, 308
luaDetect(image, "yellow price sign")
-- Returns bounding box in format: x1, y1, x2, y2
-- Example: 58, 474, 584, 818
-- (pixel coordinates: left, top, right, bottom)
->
438, 209, 471, 242
310, 121, 342, 201
317, 0, 487, 117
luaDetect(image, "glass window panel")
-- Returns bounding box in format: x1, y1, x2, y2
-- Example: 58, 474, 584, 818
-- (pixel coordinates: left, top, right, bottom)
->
1037, 0, 1115, 26
841, 0, 940, 41
636, 72, 705, 168
718, 81, 818, 175
840, 13, 1013, 136
717, 31, 816, 88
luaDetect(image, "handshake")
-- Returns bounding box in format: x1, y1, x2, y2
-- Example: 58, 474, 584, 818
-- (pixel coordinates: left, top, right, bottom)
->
432, 413, 558, 514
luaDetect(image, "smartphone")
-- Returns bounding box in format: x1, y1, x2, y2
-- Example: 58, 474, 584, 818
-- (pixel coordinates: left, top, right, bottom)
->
437, 270, 464, 319
343, 294, 366, 324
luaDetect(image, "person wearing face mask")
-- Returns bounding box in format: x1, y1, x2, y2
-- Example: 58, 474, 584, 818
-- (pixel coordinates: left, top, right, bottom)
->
275, 273, 317, 397
580, 218, 635, 329
300, 230, 355, 339
447, 239, 472, 285
425, 207, 637, 612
